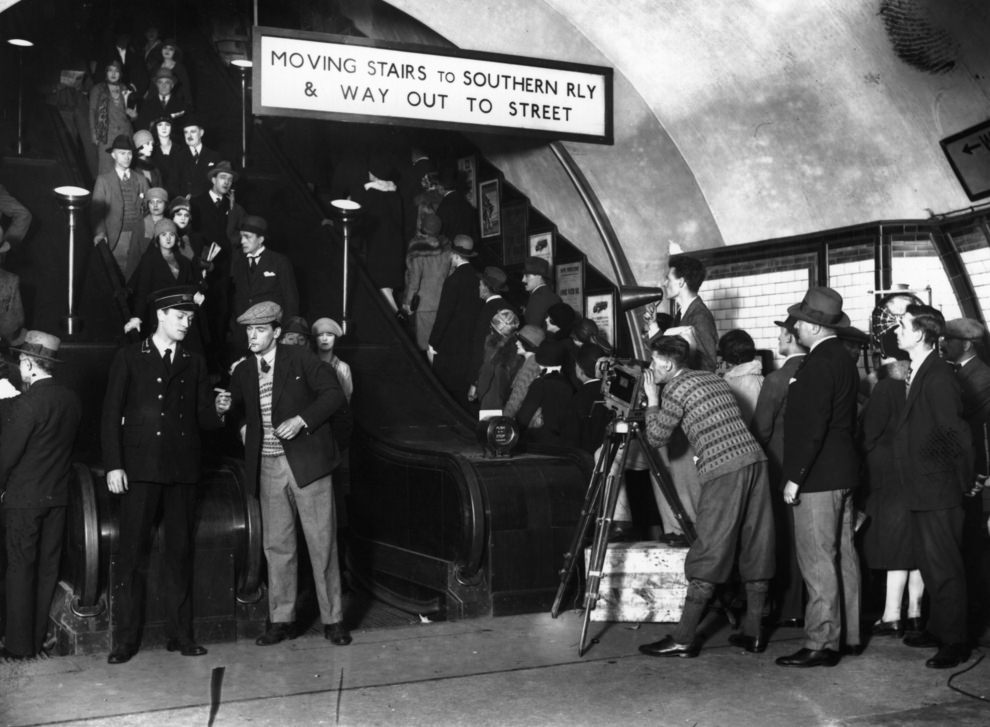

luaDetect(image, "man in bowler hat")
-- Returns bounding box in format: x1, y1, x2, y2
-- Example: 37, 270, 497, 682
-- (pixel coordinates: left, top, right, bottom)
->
777, 287, 862, 668
522, 256, 562, 328
101, 286, 223, 663
216, 302, 351, 646
0, 332, 81, 659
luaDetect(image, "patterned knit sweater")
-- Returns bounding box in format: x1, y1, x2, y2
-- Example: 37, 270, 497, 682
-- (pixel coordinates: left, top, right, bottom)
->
645, 368, 765, 483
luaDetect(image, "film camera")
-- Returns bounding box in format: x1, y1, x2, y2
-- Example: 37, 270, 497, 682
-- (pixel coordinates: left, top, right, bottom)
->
598, 357, 648, 419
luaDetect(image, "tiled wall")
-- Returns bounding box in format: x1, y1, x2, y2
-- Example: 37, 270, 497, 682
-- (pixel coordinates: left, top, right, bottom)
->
890, 240, 962, 321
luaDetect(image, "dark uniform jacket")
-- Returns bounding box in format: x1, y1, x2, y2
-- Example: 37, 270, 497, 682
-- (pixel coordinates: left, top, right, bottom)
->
893, 351, 972, 511
228, 344, 344, 496
0, 378, 81, 508
230, 247, 299, 322
101, 339, 223, 484
783, 336, 860, 492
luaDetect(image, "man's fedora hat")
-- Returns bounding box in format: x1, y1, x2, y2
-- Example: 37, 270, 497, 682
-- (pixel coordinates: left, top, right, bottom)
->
106, 134, 135, 154
240, 215, 267, 236
11, 330, 62, 363
207, 160, 238, 183
787, 287, 850, 328
152, 67, 176, 83
481, 266, 507, 292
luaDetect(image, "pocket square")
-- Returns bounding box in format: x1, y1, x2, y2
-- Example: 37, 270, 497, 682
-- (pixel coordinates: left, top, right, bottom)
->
263, 271, 276, 277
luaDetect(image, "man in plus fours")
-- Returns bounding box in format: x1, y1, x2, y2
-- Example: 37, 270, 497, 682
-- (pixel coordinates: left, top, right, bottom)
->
216, 302, 351, 647
0, 332, 81, 660
101, 286, 223, 664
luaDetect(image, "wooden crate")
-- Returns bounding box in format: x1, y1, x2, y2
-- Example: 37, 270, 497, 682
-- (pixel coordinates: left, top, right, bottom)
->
584, 541, 688, 623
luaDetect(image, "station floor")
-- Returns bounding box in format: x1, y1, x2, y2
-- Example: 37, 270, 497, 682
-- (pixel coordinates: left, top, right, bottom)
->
2, 605, 989, 727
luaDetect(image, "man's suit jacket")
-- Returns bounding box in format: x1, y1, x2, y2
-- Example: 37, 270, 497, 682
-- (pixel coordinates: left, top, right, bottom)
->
430, 262, 481, 357
436, 189, 477, 240
677, 297, 718, 372
173, 145, 223, 199
0, 378, 81, 508
229, 344, 344, 496
752, 354, 805, 484
956, 356, 990, 479
230, 248, 299, 322
136, 94, 189, 132
783, 337, 860, 492
91, 170, 150, 244
893, 351, 972, 511
470, 295, 514, 384
190, 192, 245, 277
101, 339, 223, 484
524, 285, 561, 328
0, 269, 24, 341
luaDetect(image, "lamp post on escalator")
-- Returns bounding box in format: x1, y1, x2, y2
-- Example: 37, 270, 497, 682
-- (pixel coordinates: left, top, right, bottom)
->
231, 59, 253, 169
329, 199, 362, 336
7, 38, 34, 156
54, 185, 90, 336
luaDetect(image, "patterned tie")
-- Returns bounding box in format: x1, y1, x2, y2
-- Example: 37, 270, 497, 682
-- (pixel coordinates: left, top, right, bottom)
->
122, 170, 130, 181
904, 367, 912, 399
259, 356, 270, 374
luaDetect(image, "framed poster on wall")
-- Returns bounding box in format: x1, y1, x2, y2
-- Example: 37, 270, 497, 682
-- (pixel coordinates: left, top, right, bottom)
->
556, 260, 584, 314
500, 201, 529, 265
528, 231, 554, 267
479, 179, 501, 238
585, 292, 616, 350
458, 155, 478, 208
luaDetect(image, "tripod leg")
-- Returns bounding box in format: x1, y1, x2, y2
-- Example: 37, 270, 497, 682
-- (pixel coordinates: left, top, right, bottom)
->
635, 428, 698, 544
579, 429, 634, 656
551, 434, 620, 618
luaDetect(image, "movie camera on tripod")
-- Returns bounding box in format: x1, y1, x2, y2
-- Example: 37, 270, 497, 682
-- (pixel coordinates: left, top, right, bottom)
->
597, 357, 648, 420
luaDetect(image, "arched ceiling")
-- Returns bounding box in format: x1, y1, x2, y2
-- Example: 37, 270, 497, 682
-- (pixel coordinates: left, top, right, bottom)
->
371, 0, 990, 287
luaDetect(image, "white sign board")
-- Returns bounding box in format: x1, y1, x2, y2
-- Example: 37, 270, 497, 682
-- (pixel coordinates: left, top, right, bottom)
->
253, 27, 613, 144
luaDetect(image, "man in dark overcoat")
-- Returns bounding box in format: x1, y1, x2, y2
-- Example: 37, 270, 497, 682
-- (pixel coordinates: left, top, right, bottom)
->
777, 287, 862, 668
173, 116, 222, 199
894, 305, 973, 668
216, 302, 351, 646
101, 286, 223, 664
428, 235, 482, 409
0, 332, 81, 659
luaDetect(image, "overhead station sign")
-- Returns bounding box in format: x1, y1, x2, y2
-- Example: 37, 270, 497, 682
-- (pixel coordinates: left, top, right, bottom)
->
253, 27, 613, 144
941, 119, 990, 201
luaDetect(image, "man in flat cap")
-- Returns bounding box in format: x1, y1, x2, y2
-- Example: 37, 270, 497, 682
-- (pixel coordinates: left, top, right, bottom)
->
101, 286, 223, 664
0, 332, 81, 659
216, 302, 351, 646
429, 235, 482, 409
940, 317, 990, 643
522, 256, 561, 328
777, 287, 862, 668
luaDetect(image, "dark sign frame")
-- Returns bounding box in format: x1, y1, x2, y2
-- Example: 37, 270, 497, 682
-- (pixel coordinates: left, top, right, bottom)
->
940, 119, 990, 201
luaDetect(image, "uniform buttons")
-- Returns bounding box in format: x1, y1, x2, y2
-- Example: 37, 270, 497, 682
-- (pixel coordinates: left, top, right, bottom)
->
156, 431, 161, 436
158, 394, 163, 400
156, 377, 162, 383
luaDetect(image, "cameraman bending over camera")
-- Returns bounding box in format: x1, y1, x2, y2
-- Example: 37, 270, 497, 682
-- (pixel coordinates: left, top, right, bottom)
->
638, 335, 775, 658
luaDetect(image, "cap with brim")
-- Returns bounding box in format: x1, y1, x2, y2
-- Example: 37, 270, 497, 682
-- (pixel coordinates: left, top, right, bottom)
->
311, 317, 343, 337
237, 301, 282, 326
208, 160, 238, 183
181, 114, 203, 130
152, 115, 173, 128
152, 67, 176, 83
152, 285, 197, 312
11, 330, 62, 363
451, 234, 476, 258
523, 256, 551, 278
481, 266, 507, 292
240, 215, 267, 236
282, 316, 310, 337
944, 317, 986, 341
106, 134, 135, 154
786, 287, 849, 328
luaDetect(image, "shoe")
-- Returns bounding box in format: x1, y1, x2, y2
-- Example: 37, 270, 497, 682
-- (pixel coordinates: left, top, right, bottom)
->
324, 622, 352, 646
256, 622, 294, 646
107, 644, 137, 664
776, 617, 804, 629
841, 644, 865, 656
165, 638, 207, 656
775, 647, 840, 667
638, 635, 699, 658
925, 643, 970, 669
871, 619, 904, 637
728, 632, 767, 653
903, 631, 939, 648
905, 617, 924, 634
